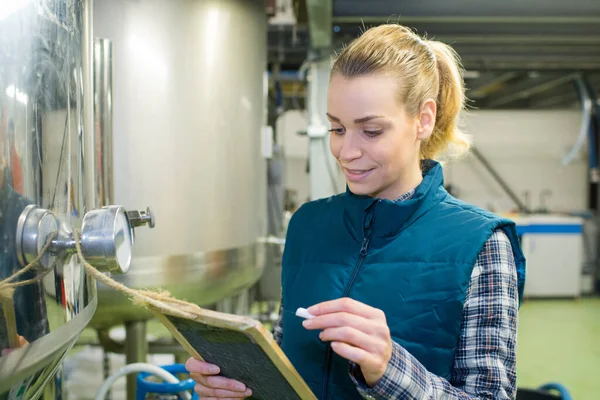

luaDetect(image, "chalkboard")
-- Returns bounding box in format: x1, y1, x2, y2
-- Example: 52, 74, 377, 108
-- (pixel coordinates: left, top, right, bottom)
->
150, 302, 316, 400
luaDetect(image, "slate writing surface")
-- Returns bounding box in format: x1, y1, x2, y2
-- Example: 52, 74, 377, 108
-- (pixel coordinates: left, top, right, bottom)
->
165, 315, 303, 400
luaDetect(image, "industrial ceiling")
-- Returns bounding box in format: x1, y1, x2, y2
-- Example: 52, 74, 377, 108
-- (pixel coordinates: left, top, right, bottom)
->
267, 0, 600, 109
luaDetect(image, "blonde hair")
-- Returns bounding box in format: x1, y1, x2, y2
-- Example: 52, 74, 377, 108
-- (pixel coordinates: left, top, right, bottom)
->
331, 24, 471, 160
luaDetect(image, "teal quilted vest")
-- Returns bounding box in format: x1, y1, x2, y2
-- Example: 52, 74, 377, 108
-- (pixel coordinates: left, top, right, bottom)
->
281, 160, 526, 400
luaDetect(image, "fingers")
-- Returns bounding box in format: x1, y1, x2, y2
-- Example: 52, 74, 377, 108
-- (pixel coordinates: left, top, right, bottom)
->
1, 349, 13, 357
17, 336, 28, 347
200, 398, 249, 400
319, 326, 381, 354
186, 358, 220, 375
302, 311, 381, 336
186, 358, 252, 399
307, 297, 386, 321
1, 336, 29, 356
194, 382, 252, 398
329, 341, 373, 366
330, 341, 390, 387
190, 373, 248, 393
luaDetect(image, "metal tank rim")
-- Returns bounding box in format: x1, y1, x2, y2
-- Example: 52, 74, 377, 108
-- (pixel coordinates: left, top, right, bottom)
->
0, 295, 97, 393
90, 241, 266, 330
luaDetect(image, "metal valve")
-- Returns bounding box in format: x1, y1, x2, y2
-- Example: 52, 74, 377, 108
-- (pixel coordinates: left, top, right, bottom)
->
127, 207, 155, 229
16, 205, 155, 274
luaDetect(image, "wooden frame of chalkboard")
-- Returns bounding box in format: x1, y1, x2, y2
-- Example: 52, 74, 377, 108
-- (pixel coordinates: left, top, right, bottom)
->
0, 295, 18, 351
148, 301, 317, 400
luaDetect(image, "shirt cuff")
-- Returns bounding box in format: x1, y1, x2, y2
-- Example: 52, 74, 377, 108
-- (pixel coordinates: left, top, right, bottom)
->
348, 341, 407, 400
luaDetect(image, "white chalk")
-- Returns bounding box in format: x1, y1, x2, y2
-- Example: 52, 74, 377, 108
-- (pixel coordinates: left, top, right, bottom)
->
295, 307, 315, 319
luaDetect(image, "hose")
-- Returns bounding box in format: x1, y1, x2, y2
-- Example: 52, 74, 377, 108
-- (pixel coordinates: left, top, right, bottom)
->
538, 382, 573, 400
95, 362, 192, 400
562, 77, 592, 166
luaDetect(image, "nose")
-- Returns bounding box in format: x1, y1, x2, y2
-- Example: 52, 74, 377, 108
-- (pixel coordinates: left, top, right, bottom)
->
334, 131, 362, 163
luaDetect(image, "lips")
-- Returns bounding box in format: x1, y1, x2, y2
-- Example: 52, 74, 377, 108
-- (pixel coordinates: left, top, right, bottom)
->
343, 167, 374, 182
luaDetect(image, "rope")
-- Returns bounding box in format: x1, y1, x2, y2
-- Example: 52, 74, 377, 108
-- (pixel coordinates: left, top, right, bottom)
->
0, 230, 196, 320
72, 230, 196, 319
0, 231, 58, 300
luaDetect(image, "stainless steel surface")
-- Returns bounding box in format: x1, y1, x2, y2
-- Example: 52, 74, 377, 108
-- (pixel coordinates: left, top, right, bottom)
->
91, 243, 265, 328
0, 0, 98, 398
16, 205, 59, 269
93, 38, 114, 208
257, 145, 286, 301
92, 0, 268, 327
0, 1, 149, 398
125, 321, 147, 400
80, 205, 133, 274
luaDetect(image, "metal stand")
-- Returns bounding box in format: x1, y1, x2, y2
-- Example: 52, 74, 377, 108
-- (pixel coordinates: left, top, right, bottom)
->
125, 321, 148, 400
103, 350, 111, 400
215, 290, 250, 316
306, 56, 340, 200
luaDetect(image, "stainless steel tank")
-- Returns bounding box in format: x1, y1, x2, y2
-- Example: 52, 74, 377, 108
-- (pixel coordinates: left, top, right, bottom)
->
0, 1, 153, 398
91, 0, 268, 328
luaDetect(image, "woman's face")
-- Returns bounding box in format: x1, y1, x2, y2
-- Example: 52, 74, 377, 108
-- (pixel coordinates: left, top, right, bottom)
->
327, 73, 435, 200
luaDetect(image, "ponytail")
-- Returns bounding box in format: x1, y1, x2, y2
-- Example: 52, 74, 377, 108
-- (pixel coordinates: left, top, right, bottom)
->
421, 41, 471, 160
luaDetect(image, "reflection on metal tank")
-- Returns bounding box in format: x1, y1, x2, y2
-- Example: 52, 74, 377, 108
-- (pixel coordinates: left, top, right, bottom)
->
0, 1, 154, 398
0, 1, 94, 398
93, 38, 114, 210
91, 0, 268, 328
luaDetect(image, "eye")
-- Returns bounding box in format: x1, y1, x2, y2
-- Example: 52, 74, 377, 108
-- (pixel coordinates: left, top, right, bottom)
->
329, 127, 345, 136
364, 129, 383, 137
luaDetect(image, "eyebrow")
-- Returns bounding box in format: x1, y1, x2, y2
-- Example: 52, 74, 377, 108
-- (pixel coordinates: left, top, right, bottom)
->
326, 113, 385, 124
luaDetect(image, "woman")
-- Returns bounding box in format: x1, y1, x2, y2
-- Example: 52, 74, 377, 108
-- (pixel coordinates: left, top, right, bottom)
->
186, 24, 525, 400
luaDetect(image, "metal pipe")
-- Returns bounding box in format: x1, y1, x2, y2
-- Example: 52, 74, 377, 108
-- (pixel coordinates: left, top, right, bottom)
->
468, 72, 520, 99
96, 329, 185, 356
82, 0, 97, 213
94, 38, 114, 207
487, 73, 580, 108
471, 147, 529, 213
562, 77, 593, 166
425, 35, 600, 45
332, 16, 600, 24
125, 321, 148, 400
103, 350, 112, 400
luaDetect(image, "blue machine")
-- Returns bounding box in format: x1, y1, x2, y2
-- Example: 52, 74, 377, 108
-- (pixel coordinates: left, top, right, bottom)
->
136, 364, 198, 400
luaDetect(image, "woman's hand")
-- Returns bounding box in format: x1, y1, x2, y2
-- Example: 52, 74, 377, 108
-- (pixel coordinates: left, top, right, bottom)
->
1, 335, 28, 356
185, 358, 253, 398
302, 298, 392, 387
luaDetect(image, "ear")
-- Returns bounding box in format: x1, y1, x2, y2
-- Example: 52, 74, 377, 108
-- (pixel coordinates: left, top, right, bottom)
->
416, 98, 436, 140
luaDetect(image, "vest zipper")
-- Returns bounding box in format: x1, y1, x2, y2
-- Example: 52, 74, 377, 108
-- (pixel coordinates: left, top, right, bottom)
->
321, 210, 373, 400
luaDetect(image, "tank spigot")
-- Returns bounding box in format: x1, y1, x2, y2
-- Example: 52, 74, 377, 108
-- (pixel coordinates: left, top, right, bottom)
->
127, 207, 155, 229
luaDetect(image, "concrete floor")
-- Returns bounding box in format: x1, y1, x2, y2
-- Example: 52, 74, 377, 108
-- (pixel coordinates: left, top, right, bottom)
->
65, 298, 599, 399
516, 297, 600, 399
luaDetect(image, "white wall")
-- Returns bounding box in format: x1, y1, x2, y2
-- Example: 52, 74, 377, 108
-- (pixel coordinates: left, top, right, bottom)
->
446, 110, 586, 213
278, 109, 588, 213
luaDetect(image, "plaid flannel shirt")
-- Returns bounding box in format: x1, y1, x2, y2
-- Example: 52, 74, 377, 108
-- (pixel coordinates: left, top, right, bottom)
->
273, 189, 519, 399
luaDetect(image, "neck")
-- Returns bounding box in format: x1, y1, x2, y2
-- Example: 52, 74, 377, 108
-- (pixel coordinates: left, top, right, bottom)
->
372, 162, 423, 200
